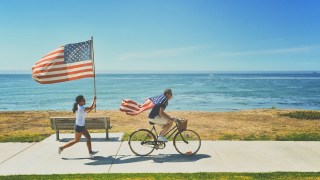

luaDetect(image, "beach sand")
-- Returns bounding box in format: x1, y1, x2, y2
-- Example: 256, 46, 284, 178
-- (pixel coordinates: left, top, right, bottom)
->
0, 109, 320, 141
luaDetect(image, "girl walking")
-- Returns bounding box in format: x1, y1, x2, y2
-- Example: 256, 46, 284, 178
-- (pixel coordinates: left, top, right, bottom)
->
58, 95, 97, 156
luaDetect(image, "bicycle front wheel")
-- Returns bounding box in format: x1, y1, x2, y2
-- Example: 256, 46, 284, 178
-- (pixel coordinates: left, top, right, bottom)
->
173, 129, 201, 156
128, 129, 156, 156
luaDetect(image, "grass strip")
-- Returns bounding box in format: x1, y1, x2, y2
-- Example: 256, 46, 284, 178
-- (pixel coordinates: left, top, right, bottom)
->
1, 172, 320, 180
219, 132, 320, 141
0, 134, 50, 142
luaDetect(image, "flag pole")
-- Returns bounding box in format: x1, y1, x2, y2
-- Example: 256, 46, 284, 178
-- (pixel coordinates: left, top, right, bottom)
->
91, 36, 97, 112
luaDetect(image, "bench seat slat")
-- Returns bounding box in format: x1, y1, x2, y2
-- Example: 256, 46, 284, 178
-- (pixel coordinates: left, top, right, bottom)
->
50, 116, 111, 140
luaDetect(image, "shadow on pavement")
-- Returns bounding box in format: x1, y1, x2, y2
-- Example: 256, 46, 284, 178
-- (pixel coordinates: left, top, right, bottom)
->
59, 137, 121, 142
62, 156, 116, 165
62, 154, 211, 166
114, 154, 211, 164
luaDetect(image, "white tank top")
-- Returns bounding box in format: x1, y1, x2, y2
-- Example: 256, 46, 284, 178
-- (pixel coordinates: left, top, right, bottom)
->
76, 104, 87, 126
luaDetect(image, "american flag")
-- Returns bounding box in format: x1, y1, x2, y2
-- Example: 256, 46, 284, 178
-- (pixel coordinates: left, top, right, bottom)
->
120, 99, 154, 115
32, 40, 94, 84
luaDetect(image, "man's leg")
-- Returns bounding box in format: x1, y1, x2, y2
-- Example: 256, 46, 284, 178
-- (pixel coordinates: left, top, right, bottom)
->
159, 119, 174, 136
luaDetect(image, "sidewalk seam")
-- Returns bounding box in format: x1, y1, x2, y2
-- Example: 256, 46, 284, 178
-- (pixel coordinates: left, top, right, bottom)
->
0, 143, 37, 165
211, 143, 233, 171
108, 141, 123, 173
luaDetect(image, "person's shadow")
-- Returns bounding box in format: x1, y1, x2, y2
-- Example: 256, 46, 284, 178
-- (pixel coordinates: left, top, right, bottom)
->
59, 137, 120, 142
62, 154, 211, 166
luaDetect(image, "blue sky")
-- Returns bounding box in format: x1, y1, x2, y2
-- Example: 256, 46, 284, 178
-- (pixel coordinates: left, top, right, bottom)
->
0, 0, 319, 73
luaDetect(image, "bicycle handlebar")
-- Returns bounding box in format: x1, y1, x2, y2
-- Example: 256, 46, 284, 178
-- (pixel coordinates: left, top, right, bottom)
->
171, 116, 187, 122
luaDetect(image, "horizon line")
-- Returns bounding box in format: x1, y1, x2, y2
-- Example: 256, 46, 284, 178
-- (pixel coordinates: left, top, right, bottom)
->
1, 70, 319, 75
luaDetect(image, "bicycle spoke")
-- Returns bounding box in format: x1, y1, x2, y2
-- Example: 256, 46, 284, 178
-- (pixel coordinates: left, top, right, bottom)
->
179, 133, 189, 144
129, 129, 156, 156
173, 129, 201, 156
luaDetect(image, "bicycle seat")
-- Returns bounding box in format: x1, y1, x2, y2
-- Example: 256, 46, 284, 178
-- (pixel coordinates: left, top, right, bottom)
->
149, 121, 156, 125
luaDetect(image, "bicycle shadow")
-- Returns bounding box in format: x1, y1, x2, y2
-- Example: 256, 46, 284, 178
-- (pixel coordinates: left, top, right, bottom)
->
62, 153, 210, 166
81, 153, 211, 166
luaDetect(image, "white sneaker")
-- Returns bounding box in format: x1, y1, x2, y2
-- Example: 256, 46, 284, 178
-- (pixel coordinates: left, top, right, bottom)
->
157, 136, 168, 142
90, 151, 98, 156
89, 151, 98, 158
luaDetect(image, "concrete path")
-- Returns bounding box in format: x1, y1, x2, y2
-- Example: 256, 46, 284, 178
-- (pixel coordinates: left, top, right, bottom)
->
0, 133, 320, 175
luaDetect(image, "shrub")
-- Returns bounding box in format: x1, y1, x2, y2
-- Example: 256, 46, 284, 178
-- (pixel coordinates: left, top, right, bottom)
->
281, 111, 320, 120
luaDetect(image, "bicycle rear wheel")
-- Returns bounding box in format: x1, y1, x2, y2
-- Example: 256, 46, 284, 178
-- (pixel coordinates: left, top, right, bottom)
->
128, 129, 156, 156
173, 129, 201, 156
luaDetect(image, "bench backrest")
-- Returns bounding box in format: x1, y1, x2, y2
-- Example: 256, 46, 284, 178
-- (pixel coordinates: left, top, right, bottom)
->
50, 117, 111, 130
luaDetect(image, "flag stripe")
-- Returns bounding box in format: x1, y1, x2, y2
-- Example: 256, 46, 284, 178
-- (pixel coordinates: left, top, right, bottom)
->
121, 103, 140, 111
120, 107, 135, 113
32, 65, 93, 78
122, 99, 139, 105
36, 54, 64, 66
34, 59, 91, 70
33, 59, 64, 69
32, 60, 65, 70
32, 61, 92, 74
33, 71, 94, 82
32, 65, 93, 76
42, 47, 64, 58
33, 71, 94, 81
33, 68, 94, 79
34, 74, 94, 84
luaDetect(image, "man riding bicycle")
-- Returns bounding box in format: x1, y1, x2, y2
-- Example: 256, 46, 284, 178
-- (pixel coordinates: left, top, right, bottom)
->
148, 89, 174, 142
128, 89, 201, 156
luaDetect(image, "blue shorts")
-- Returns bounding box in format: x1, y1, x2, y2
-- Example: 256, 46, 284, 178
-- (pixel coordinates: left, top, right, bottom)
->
74, 125, 86, 133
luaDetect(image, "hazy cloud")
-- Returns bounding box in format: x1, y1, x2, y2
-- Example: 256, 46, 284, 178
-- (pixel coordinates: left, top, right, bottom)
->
116, 46, 198, 61
212, 46, 320, 58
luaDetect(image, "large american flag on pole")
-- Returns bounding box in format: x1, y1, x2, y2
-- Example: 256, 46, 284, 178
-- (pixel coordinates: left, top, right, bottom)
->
32, 40, 94, 84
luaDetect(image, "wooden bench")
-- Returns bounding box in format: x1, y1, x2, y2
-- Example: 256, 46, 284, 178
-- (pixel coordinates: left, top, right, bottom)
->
50, 116, 112, 141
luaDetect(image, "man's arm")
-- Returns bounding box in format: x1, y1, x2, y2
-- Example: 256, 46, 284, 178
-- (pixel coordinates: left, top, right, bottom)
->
159, 107, 174, 121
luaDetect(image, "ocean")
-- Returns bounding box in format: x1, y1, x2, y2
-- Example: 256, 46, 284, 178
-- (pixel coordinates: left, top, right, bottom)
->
0, 73, 319, 111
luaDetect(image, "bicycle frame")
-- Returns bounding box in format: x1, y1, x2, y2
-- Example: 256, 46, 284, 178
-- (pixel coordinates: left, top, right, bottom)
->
150, 123, 179, 140
129, 119, 200, 156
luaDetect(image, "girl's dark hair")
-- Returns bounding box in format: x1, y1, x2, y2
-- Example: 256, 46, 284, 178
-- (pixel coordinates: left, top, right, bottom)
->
72, 95, 84, 113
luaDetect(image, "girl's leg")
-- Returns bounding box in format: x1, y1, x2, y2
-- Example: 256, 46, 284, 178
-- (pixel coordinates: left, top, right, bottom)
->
61, 132, 82, 150
82, 128, 93, 153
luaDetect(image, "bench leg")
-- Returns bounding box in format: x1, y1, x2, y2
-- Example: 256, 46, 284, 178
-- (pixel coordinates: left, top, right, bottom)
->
56, 130, 60, 141
106, 129, 109, 141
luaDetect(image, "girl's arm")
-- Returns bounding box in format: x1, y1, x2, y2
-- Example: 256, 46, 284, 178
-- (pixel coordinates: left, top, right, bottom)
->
85, 96, 96, 113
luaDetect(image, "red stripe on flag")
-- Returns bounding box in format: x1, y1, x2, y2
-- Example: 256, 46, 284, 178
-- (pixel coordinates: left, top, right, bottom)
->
32, 61, 64, 70
34, 74, 94, 84
121, 104, 140, 111
32, 62, 93, 75
119, 108, 133, 113
122, 99, 139, 105
35, 55, 64, 66
33, 68, 93, 79
42, 49, 64, 58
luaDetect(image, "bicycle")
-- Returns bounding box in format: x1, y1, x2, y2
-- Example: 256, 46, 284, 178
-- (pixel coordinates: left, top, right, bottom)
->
128, 117, 201, 156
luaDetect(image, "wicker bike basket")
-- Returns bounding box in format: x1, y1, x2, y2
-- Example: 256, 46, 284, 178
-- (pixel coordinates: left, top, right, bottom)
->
176, 118, 188, 131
